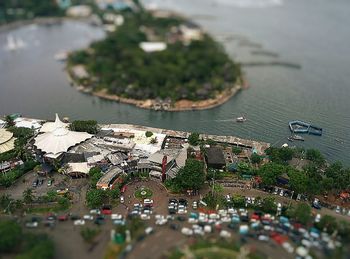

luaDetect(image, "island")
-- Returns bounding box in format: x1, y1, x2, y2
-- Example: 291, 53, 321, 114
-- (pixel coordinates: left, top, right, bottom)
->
66, 3, 243, 111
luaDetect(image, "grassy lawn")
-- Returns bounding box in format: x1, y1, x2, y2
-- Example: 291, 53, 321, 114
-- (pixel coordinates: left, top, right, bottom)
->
134, 188, 153, 199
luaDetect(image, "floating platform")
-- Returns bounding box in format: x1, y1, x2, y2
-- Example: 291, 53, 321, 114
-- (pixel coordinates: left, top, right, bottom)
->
288, 120, 322, 136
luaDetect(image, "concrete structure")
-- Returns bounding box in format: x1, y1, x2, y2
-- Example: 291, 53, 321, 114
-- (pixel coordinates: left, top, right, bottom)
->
96, 166, 124, 190
205, 147, 226, 169
66, 5, 92, 17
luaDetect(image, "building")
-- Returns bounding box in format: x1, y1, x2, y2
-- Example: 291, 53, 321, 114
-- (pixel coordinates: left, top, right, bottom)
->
139, 42, 167, 52
14, 117, 42, 131
0, 129, 16, 154
205, 147, 226, 169
179, 22, 203, 43
66, 5, 92, 17
95, 0, 134, 11
65, 162, 90, 178
34, 114, 93, 159
96, 166, 124, 190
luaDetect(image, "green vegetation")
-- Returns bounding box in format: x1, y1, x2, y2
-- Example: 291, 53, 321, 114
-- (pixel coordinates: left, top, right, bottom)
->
287, 203, 311, 225
88, 167, 103, 187
0, 221, 54, 258
251, 153, 262, 164
265, 146, 294, 164
232, 146, 241, 155
135, 188, 153, 199
257, 162, 285, 186
69, 120, 99, 134
86, 188, 105, 208
188, 132, 200, 146
0, 220, 22, 252
166, 159, 205, 192
68, 11, 240, 102
0, 160, 39, 187
145, 131, 153, 137
0, 0, 63, 25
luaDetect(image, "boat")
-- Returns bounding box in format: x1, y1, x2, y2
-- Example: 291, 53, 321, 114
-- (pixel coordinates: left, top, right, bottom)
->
4, 35, 26, 51
287, 136, 294, 142
54, 51, 68, 61
291, 135, 305, 141
236, 116, 247, 122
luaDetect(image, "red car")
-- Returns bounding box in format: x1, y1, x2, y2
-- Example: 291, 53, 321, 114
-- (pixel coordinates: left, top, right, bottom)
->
101, 205, 112, 215
58, 214, 68, 221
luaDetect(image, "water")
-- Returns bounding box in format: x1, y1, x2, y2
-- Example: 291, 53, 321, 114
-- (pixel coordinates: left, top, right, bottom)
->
0, 0, 349, 164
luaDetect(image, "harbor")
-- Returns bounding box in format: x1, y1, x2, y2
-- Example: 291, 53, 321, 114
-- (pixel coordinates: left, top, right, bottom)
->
288, 121, 323, 136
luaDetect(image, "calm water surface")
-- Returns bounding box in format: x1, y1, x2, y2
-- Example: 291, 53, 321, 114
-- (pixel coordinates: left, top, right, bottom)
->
0, 0, 349, 164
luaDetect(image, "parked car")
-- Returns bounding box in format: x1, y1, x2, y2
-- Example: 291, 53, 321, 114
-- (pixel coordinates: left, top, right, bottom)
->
192, 201, 198, 209
90, 209, 101, 215
74, 219, 85, 226
120, 196, 124, 203
47, 179, 53, 186
335, 206, 341, 214
181, 227, 193, 236
32, 179, 38, 187
25, 221, 38, 228
83, 215, 94, 220
220, 230, 231, 238
58, 215, 69, 221
145, 227, 154, 235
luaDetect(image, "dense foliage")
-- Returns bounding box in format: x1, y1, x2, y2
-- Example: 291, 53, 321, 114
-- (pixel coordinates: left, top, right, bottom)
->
167, 159, 205, 192
188, 132, 200, 146
68, 12, 240, 101
0, 160, 39, 187
69, 120, 99, 134
0, 220, 22, 252
0, 0, 63, 24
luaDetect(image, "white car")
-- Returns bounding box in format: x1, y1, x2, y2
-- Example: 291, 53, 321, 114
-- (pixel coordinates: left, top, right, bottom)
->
220, 230, 231, 238
181, 227, 193, 236
282, 242, 294, 253
227, 208, 237, 214
315, 213, 321, 223
83, 215, 94, 220
225, 195, 231, 203
279, 190, 284, 197
140, 214, 150, 220
193, 228, 204, 236
111, 214, 123, 220
258, 235, 270, 242
74, 219, 85, 226
192, 201, 198, 209
145, 227, 154, 235
156, 218, 168, 225
144, 199, 153, 205
25, 221, 38, 228
120, 196, 125, 203
89, 209, 100, 215
335, 206, 341, 214
204, 225, 212, 233
188, 218, 198, 224
209, 213, 219, 220
221, 216, 231, 223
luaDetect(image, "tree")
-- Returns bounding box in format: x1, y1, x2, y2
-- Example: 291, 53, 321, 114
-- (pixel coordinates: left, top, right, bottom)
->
23, 188, 34, 204
288, 168, 309, 194
288, 203, 311, 225
4, 115, 15, 127
306, 149, 325, 166
172, 159, 204, 191
16, 234, 54, 259
231, 194, 245, 208
265, 147, 294, 164
89, 167, 103, 188
0, 220, 22, 253
260, 196, 277, 214
188, 133, 200, 146
251, 153, 261, 164
237, 162, 251, 175
257, 162, 285, 186
86, 189, 105, 208
316, 215, 337, 234
69, 120, 99, 134
145, 131, 153, 137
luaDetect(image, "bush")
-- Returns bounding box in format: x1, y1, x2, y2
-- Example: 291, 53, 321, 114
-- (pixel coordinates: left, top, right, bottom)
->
0, 220, 22, 253
69, 120, 99, 134
188, 133, 200, 146
145, 131, 153, 137
232, 146, 241, 155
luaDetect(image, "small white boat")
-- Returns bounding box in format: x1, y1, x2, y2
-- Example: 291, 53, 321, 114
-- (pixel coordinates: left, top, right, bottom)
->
236, 116, 247, 122
54, 51, 68, 61
4, 35, 26, 51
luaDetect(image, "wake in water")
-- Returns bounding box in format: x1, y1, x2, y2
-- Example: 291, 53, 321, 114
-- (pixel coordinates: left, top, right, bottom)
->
214, 0, 283, 8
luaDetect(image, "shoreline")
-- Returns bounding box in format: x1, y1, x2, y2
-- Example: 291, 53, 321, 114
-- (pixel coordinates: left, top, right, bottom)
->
67, 67, 243, 112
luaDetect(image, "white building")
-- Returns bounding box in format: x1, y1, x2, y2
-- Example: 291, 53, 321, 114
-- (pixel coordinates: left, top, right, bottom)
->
34, 114, 93, 159
139, 42, 167, 53
66, 5, 92, 17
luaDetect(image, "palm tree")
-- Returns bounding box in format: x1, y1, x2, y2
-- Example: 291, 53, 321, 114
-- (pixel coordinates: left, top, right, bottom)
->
22, 188, 34, 204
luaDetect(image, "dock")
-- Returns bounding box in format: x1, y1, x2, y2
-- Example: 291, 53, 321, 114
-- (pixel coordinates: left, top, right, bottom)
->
288, 120, 322, 136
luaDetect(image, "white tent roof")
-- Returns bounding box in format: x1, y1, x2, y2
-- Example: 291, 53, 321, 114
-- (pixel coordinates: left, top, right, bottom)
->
34, 114, 93, 157
40, 116, 68, 133
66, 162, 90, 175
14, 118, 41, 130
0, 129, 16, 154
